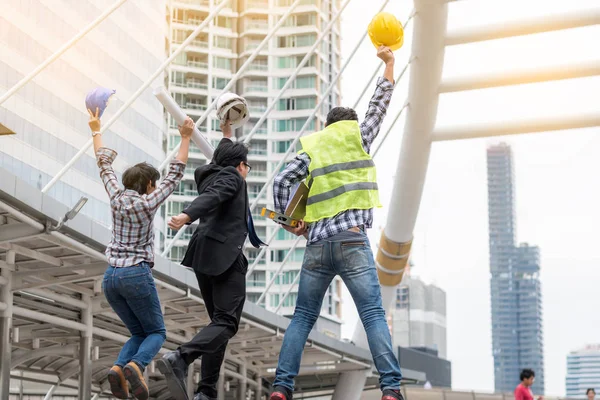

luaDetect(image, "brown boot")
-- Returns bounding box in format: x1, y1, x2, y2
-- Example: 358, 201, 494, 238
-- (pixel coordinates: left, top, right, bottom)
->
107, 365, 129, 399
123, 361, 149, 400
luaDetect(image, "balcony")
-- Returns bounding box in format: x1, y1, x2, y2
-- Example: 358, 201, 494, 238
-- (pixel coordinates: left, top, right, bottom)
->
173, 188, 198, 197
247, 280, 266, 287
246, 22, 268, 30
249, 106, 267, 114
244, 86, 268, 93
248, 63, 268, 71
187, 60, 209, 69
185, 102, 208, 111
186, 80, 208, 90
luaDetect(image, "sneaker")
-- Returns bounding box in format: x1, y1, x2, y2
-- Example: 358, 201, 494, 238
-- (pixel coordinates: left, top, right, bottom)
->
156, 350, 189, 400
107, 365, 129, 399
382, 389, 404, 400
123, 361, 149, 400
270, 386, 293, 400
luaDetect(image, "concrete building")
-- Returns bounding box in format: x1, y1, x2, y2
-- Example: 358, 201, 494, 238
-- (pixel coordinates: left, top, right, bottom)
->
164, 0, 343, 332
0, 0, 168, 230
486, 143, 545, 394
388, 275, 447, 359
566, 345, 600, 398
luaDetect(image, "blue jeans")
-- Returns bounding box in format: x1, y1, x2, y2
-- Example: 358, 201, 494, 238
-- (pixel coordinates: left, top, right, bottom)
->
103, 263, 166, 368
273, 230, 402, 392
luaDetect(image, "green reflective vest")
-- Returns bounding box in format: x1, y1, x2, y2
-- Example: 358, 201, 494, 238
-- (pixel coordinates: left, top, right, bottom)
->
299, 120, 381, 223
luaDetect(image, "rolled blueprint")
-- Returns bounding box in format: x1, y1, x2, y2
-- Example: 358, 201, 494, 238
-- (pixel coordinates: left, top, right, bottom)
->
153, 86, 214, 159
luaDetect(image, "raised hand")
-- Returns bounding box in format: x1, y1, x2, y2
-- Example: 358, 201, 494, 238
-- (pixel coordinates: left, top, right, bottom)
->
87, 107, 101, 133
178, 117, 194, 139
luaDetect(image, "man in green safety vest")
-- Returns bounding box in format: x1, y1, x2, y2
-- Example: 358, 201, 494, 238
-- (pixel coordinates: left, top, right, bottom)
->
269, 46, 403, 400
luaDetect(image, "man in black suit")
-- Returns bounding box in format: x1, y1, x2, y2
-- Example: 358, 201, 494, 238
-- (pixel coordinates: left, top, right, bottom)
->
157, 121, 252, 400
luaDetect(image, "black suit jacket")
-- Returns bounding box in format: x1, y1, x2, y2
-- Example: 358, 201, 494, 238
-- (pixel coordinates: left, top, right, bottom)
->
180, 145, 248, 276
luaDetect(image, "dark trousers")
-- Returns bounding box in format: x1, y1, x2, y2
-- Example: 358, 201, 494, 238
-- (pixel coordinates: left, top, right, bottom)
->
179, 255, 247, 398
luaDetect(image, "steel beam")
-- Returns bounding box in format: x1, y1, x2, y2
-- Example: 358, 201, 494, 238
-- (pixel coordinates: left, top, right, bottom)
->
0, 223, 41, 243
0, 0, 129, 105
432, 111, 600, 141
439, 60, 600, 93
446, 7, 600, 46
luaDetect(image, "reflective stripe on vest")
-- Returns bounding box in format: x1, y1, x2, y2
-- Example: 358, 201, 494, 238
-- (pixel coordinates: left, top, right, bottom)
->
299, 120, 381, 222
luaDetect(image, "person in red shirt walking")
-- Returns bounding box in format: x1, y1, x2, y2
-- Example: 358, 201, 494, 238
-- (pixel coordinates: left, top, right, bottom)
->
515, 369, 543, 400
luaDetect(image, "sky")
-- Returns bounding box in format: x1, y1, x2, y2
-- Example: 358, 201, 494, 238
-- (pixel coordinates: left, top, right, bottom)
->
338, 0, 600, 396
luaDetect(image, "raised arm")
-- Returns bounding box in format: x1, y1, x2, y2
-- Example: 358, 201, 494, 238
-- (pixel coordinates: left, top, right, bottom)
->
360, 46, 395, 154
145, 117, 194, 212
89, 108, 120, 199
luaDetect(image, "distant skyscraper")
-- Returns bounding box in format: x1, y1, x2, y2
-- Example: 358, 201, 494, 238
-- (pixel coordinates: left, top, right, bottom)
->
388, 271, 447, 359
566, 345, 600, 398
486, 143, 545, 394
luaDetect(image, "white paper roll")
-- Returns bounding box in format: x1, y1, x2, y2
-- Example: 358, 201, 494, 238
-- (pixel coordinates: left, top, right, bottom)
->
153, 86, 214, 159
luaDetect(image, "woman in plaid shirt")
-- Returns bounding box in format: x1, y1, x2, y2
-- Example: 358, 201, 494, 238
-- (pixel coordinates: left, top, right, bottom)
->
88, 108, 193, 400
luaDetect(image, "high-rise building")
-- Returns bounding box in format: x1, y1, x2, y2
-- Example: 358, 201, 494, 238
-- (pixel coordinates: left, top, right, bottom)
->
388, 274, 447, 359
566, 345, 600, 398
164, 0, 343, 330
0, 1, 168, 231
486, 143, 545, 394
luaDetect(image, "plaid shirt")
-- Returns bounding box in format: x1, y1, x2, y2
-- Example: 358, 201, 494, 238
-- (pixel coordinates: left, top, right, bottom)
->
97, 147, 185, 267
273, 77, 394, 244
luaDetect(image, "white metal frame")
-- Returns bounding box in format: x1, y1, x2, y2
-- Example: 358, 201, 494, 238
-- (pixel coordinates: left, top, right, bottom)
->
335, 3, 600, 400
0, 0, 129, 106
41, 0, 231, 194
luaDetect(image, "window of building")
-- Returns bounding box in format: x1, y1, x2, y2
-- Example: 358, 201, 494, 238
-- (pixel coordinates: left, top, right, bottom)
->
274, 118, 314, 132
212, 77, 228, 90
213, 57, 231, 70
272, 140, 293, 153
277, 55, 316, 69
215, 16, 232, 29
213, 36, 232, 49
271, 249, 304, 263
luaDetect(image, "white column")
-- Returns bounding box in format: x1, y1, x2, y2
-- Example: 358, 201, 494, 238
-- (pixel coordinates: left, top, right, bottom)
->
334, 0, 449, 398
238, 363, 247, 400
217, 365, 226, 400
187, 363, 195, 399
78, 294, 93, 400
0, 250, 15, 400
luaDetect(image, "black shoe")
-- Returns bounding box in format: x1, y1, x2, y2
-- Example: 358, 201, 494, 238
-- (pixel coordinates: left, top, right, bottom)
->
270, 386, 293, 400
194, 393, 217, 400
156, 350, 189, 400
382, 389, 404, 400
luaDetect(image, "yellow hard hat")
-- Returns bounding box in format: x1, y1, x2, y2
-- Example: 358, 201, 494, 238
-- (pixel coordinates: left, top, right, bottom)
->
368, 12, 404, 51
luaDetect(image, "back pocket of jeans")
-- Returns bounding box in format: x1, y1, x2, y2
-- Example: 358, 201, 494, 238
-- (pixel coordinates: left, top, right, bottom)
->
341, 241, 369, 267
303, 244, 324, 270
119, 273, 152, 299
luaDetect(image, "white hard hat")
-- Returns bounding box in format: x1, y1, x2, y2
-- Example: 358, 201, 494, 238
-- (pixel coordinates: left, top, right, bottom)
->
216, 92, 250, 129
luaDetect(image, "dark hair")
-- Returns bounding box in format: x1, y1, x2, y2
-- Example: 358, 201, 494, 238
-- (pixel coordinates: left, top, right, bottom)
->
212, 141, 249, 169
520, 369, 535, 381
587, 389, 595, 395
122, 162, 160, 195
326, 106, 358, 127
